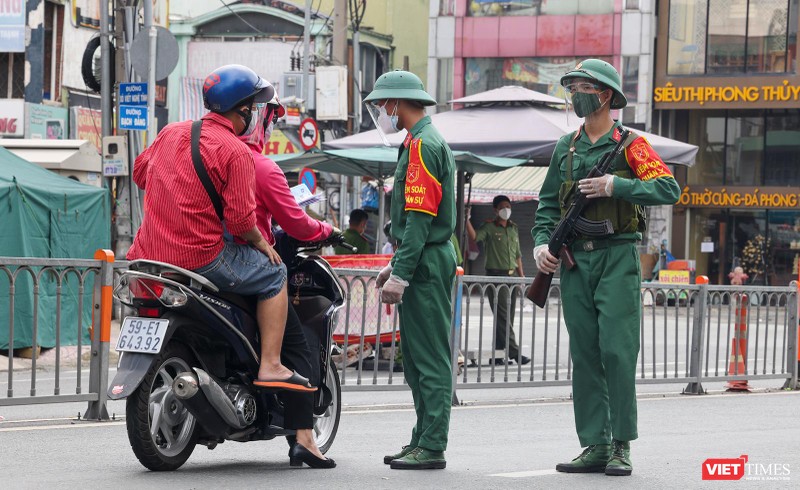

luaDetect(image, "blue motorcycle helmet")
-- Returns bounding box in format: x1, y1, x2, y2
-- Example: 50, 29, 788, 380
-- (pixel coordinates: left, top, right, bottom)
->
202, 64, 274, 114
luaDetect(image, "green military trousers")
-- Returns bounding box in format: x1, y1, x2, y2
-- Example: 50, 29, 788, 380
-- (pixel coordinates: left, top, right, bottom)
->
560, 241, 640, 447
398, 241, 457, 452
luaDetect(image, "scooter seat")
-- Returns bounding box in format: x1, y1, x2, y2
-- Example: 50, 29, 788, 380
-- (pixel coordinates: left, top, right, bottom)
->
213, 290, 258, 315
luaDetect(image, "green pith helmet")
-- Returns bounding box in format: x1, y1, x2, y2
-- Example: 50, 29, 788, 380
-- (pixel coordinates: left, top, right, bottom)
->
364, 70, 437, 106
560, 59, 627, 109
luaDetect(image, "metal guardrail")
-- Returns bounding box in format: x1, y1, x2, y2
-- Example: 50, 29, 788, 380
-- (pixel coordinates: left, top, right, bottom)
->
0, 251, 115, 419
1, 257, 797, 417
333, 270, 799, 396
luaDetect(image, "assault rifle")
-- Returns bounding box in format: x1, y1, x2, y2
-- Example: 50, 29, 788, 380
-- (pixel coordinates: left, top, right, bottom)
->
526, 128, 632, 308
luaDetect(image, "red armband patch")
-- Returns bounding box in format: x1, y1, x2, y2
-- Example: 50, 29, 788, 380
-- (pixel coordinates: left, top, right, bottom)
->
625, 137, 673, 181
404, 138, 442, 216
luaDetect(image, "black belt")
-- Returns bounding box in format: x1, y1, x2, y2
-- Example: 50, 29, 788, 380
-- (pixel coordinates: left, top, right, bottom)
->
396, 240, 449, 248
486, 268, 516, 276
572, 238, 636, 252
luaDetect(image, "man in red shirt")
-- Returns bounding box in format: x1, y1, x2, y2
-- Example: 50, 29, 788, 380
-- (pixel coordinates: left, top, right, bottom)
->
128, 65, 313, 392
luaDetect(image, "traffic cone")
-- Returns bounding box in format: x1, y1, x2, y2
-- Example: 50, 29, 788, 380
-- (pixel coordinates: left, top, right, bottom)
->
726, 293, 750, 391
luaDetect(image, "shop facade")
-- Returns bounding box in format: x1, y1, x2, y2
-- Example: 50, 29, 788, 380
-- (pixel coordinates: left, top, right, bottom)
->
654, 0, 800, 286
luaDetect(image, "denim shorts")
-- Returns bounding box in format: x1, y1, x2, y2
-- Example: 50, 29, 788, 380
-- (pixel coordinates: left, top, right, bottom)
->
194, 242, 287, 301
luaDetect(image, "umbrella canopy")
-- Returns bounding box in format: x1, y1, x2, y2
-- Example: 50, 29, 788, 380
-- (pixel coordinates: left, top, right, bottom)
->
324, 103, 698, 166
271, 147, 525, 179
449, 85, 565, 105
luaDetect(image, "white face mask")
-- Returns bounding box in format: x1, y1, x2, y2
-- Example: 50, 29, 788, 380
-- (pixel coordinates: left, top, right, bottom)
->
263, 120, 274, 142
498, 208, 512, 220
377, 103, 399, 134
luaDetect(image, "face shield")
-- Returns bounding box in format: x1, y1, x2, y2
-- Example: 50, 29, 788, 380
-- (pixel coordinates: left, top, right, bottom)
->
365, 100, 400, 147
562, 79, 607, 120
240, 102, 270, 148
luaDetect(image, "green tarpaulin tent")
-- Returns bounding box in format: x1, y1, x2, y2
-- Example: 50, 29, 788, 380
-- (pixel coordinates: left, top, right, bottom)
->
0, 147, 110, 350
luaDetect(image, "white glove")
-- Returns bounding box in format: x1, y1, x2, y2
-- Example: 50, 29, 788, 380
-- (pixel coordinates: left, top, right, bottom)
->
534, 245, 559, 274
380, 275, 408, 304
578, 174, 614, 198
376, 264, 393, 289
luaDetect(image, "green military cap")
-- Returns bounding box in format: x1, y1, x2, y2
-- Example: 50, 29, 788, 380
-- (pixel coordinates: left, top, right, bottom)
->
560, 59, 627, 109
364, 70, 437, 106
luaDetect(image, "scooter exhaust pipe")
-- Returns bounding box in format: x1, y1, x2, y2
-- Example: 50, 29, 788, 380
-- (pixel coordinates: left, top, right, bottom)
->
172, 371, 232, 438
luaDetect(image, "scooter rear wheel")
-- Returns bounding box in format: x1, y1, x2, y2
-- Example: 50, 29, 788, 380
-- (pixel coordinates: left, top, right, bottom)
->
313, 360, 341, 454
126, 342, 199, 471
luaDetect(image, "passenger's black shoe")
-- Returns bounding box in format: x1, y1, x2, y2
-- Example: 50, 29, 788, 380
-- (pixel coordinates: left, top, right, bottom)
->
289, 443, 336, 469
492, 355, 531, 365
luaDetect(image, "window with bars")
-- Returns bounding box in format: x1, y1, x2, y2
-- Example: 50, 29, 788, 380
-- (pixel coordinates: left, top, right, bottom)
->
0, 53, 25, 99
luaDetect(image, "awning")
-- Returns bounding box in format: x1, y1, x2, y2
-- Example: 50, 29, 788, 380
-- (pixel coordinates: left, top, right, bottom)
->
0, 139, 101, 172
271, 147, 526, 179
324, 95, 699, 166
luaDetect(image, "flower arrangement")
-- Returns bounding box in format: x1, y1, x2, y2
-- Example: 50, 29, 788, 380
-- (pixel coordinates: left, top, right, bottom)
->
741, 234, 771, 278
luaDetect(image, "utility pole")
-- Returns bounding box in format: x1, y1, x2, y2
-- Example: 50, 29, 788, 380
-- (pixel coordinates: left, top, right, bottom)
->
100, 0, 112, 141
144, 0, 157, 144
332, 0, 348, 65
303, 0, 312, 104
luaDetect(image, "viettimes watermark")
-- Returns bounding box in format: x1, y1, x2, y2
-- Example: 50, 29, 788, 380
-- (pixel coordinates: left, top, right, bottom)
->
702, 455, 791, 481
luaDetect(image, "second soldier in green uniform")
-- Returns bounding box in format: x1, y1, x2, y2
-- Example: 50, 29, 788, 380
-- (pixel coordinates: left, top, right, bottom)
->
532, 59, 680, 476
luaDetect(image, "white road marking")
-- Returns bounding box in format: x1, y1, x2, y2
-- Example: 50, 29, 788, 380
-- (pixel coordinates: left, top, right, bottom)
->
1, 390, 796, 431
0, 421, 125, 432
490, 469, 558, 478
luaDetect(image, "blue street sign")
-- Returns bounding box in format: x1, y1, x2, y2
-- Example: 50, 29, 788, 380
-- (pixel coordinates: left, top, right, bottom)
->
119, 106, 148, 131
119, 83, 148, 106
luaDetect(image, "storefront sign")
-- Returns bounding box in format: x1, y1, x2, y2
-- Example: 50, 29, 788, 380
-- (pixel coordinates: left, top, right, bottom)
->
658, 270, 691, 284
654, 81, 800, 106
26, 103, 69, 139
0, 99, 25, 137
0, 0, 25, 52
71, 106, 103, 153
263, 129, 297, 155
676, 186, 800, 209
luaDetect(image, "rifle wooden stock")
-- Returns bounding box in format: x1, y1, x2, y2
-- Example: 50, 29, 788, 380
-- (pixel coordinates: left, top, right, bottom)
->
559, 244, 576, 270
527, 271, 552, 308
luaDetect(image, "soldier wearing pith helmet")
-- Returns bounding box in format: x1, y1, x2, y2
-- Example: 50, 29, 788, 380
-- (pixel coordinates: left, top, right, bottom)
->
531, 59, 681, 476
366, 70, 457, 470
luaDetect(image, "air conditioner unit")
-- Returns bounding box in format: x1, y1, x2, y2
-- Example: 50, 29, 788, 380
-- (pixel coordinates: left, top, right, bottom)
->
281, 72, 316, 110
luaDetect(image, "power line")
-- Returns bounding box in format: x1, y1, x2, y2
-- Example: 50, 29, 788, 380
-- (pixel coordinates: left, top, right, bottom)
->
217, 0, 271, 36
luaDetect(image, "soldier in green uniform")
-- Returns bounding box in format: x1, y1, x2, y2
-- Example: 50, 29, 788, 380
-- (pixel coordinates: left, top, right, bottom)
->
531, 59, 680, 476
466, 195, 529, 365
365, 70, 457, 470
334, 208, 370, 254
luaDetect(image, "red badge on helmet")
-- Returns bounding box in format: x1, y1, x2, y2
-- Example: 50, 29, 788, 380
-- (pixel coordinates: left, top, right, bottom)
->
203, 73, 221, 92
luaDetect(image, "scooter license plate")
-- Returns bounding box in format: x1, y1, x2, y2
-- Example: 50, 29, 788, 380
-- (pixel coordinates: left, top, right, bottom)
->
115, 317, 169, 354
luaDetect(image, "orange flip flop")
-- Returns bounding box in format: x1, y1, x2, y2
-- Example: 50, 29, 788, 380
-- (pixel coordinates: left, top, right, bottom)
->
253, 371, 318, 392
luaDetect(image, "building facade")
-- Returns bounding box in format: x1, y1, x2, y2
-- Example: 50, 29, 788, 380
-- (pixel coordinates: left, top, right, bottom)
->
426, 0, 656, 126
654, 0, 800, 286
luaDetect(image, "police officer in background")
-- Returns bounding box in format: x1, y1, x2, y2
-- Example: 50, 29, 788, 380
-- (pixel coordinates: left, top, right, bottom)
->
366, 70, 457, 470
465, 195, 529, 365
531, 59, 680, 476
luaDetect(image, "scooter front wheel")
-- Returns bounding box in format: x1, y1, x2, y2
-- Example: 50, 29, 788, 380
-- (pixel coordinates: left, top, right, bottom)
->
126, 342, 199, 471
313, 360, 341, 454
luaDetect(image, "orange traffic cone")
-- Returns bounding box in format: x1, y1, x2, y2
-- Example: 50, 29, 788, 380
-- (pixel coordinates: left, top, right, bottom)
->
726, 293, 750, 391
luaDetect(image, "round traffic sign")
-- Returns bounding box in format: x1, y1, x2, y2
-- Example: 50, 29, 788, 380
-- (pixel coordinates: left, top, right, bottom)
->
299, 118, 319, 150
298, 168, 317, 194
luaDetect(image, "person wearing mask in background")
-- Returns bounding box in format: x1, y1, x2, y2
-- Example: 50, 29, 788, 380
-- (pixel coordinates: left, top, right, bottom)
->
365, 70, 457, 470
382, 220, 396, 254
335, 209, 370, 254
465, 195, 529, 365
238, 88, 336, 468
129, 64, 313, 393
532, 59, 680, 477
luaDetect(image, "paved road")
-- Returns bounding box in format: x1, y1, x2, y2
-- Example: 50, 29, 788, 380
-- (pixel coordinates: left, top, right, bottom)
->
1, 388, 797, 489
